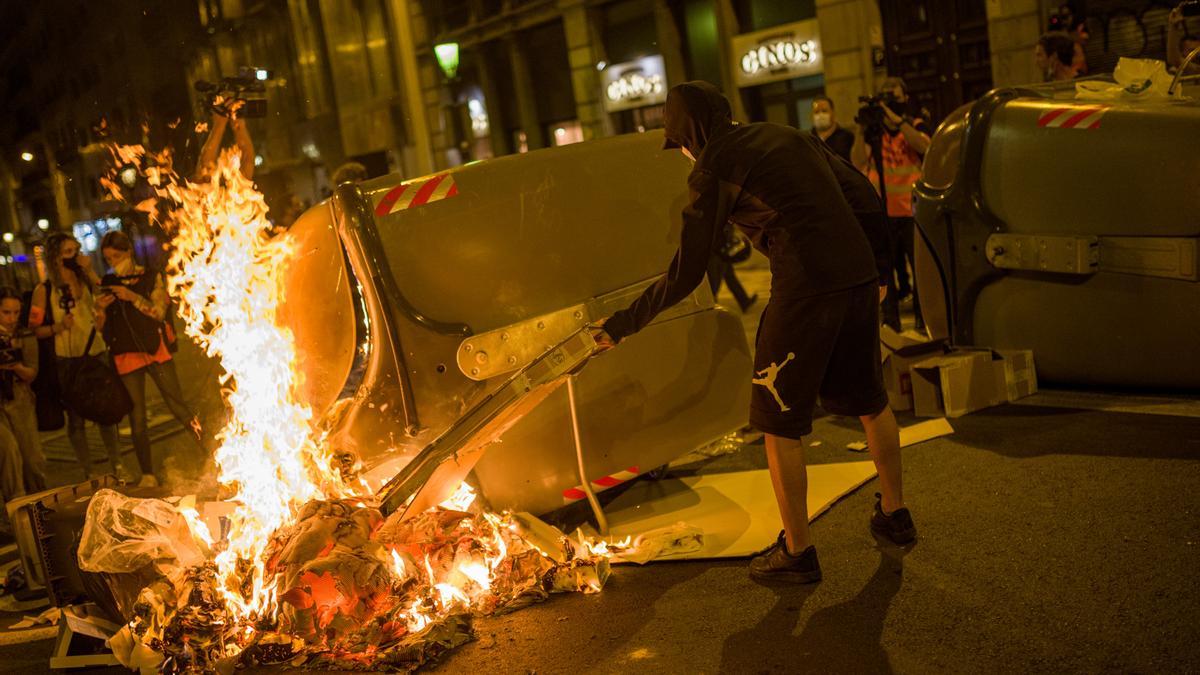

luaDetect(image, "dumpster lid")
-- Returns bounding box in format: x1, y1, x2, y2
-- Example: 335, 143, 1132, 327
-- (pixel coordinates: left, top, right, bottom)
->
377, 329, 598, 521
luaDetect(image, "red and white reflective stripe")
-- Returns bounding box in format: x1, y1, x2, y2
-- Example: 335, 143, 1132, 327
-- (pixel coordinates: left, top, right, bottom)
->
1037, 105, 1110, 130
562, 466, 641, 503
374, 173, 459, 217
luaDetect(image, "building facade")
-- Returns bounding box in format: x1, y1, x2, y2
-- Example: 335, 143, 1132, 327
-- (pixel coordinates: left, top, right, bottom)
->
187, 0, 436, 213
406, 0, 1135, 170
2, 0, 1171, 276
0, 1, 203, 286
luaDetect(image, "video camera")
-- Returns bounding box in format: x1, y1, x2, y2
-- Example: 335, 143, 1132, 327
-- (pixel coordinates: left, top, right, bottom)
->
57, 281, 76, 314
0, 334, 20, 367
194, 67, 272, 119
0, 325, 33, 364
855, 92, 900, 134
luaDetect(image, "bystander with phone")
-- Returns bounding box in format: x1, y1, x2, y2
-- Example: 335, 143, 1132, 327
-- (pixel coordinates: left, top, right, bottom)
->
95, 230, 203, 488
28, 233, 127, 481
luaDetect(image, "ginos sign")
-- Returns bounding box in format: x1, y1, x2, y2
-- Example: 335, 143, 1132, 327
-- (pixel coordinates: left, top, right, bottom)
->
601, 55, 668, 112
740, 39, 818, 76
607, 71, 664, 104
731, 19, 823, 87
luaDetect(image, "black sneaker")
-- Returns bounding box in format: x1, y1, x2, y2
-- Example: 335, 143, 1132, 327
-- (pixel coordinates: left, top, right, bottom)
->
871, 493, 917, 545
749, 531, 822, 584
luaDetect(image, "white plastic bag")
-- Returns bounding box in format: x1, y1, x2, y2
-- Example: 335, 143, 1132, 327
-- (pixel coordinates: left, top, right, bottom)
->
77, 489, 208, 574
1076, 57, 1179, 100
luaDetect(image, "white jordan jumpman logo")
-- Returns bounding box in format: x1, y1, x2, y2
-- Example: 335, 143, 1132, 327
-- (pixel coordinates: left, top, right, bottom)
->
753, 352, 796, 412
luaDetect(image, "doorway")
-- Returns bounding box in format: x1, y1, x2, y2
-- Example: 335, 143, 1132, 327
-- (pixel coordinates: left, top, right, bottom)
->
748, 74, 825, 129
878, 0, 992, 124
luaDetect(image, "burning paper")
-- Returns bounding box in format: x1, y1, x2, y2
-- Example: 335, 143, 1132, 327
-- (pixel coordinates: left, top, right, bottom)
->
103, 493, 614, 672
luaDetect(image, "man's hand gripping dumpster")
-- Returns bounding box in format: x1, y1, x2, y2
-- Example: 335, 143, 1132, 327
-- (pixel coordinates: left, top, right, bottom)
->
593, 81, 917, 584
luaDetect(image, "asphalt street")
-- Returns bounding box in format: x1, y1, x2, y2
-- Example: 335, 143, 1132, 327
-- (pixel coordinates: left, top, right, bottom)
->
0, 266, 1197, 673
425, 403, 1200, 674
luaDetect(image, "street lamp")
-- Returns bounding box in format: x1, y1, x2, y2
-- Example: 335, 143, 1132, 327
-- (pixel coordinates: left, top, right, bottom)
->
1, 233, 12, 243
20, 151, 33, 162
434, 43, 460, 80
36, 218, 49, 231
434, 42, 473, 163
119, 165, 139, 189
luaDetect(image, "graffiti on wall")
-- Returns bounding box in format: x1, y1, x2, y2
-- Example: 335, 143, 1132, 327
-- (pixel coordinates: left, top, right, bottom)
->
1075, 2, 1176, 73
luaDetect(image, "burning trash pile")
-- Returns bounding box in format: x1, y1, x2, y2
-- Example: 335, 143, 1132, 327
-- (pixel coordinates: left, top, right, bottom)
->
80, 484, 613, 673
86, 145, 616, 672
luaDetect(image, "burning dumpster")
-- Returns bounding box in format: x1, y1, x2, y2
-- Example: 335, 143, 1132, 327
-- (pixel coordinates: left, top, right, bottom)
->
39, 131, 750, 671
913, 83, 1200, 388
280, 129, 752, 515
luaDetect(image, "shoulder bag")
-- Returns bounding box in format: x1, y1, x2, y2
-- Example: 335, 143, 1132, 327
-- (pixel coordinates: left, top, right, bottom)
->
60, 328, 133, 425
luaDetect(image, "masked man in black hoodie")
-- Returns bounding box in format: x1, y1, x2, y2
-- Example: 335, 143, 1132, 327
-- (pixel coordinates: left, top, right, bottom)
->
594, 81, 916, 584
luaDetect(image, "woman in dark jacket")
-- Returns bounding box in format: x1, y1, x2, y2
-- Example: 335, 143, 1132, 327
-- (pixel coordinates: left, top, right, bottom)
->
94, 230, 203, 487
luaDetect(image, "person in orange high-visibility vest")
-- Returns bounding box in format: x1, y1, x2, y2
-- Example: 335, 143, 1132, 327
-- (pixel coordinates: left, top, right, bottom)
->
852, 77, 931, 332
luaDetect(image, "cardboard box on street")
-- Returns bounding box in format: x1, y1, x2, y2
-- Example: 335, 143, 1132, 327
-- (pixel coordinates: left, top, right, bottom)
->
991, 349, 1038, 402
880, 325, 946, 412
911, 350, 998, 418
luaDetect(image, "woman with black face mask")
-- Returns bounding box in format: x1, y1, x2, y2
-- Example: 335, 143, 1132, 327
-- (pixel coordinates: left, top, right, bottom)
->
28, 233, 128, 481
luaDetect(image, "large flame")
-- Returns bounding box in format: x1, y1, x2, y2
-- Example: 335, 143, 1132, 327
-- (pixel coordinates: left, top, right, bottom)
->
156, 148, 354, 618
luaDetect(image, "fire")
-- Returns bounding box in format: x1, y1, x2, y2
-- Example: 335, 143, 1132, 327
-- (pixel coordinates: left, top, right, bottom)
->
98, 144, 620, 671
439, 481, 478, 511
156, 147, 356, 619
389, 548, 408, 579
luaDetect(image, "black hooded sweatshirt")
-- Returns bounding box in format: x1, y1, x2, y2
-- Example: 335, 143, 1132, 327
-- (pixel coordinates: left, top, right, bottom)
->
605, 81, 890, 342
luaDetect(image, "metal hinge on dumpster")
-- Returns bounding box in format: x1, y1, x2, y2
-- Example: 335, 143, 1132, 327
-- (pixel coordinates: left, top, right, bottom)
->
378, 329, 598, 521
986, 234, 1099, 275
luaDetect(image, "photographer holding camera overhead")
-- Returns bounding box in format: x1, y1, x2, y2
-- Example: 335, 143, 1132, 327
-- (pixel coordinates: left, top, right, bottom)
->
0, 287, 44, 499
192, 68, 270, 182
29, 233, 128, 481
851, 77, 931, 332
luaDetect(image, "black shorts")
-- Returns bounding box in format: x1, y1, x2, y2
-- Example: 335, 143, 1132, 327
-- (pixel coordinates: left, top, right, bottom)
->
749, 282, 888, 439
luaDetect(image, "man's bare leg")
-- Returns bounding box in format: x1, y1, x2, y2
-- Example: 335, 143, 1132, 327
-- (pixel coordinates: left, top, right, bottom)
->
861, 405, 905, 513
764, 433, 810, 553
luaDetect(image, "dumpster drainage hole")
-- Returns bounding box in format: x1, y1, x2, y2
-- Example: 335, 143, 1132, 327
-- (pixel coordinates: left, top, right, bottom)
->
436, 364, 446, 374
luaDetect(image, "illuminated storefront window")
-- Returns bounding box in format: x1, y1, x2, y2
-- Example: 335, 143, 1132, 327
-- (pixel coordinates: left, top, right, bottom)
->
550, 122, 584, 146
72, 217, 123, 254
